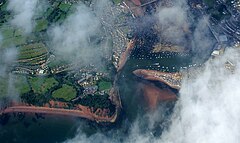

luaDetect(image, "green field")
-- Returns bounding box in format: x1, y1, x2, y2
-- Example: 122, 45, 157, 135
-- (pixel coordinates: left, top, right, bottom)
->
98, 81, 112, 91
35, 19, 48, 32
29, 77, 58, 94
15, 75, 31, 95
14, 29, 23, 37
59, 3, 71, 12
52, 84, 76, 101
48, 57, 70, 68
1, 36, 26, 48
0, 24, 28, 48
1, 26, 14, 39
57, 13, 67, 23
0, 75, 30, 98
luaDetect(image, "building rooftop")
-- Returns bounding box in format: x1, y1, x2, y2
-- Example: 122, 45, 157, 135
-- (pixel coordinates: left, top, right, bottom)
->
211, 50, 220, 56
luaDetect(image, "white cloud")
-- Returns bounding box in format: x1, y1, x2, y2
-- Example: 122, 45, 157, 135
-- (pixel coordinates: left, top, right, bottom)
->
1, 0, 234, 142
156, 0, 215, 59
159, 48, 240, 143
157, 5, 187, 43
7, 0, 39, 34
64, 48, 240, 143
62, 0, 237, 142
156, 0, 189, 44
0, 47, 18, 77
192, 17, 215, 61
0, 47, 19, 102
48, 3, 107, 68
0, 32, 2, 43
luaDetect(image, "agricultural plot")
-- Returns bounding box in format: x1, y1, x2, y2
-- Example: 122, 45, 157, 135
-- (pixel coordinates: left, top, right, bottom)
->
18, 42, 48, 65
0, 26, 27, 48
1, 37, 21, 48
35, 19, 48, 32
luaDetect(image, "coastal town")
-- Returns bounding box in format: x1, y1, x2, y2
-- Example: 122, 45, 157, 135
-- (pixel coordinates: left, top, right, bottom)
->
1, 0, 240, 142
0, 0, 240, 124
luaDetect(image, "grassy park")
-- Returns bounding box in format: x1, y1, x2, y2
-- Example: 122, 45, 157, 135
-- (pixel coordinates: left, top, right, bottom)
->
29, 77, 58, 94
52, 84, 76, 101
98, 81, 112, 91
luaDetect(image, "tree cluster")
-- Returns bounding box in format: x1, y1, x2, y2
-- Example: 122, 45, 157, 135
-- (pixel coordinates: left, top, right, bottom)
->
76, 94, 115, 116
21, 90, 49, 106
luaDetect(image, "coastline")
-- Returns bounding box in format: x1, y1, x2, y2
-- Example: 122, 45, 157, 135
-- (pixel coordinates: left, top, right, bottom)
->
117, 39, 136, 72
0, 77, 122, 123
133, 69, 182, 90
0, 102, 118, 123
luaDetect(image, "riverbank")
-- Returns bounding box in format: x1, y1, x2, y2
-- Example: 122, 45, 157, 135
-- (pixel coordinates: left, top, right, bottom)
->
117, 39, 136, 72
